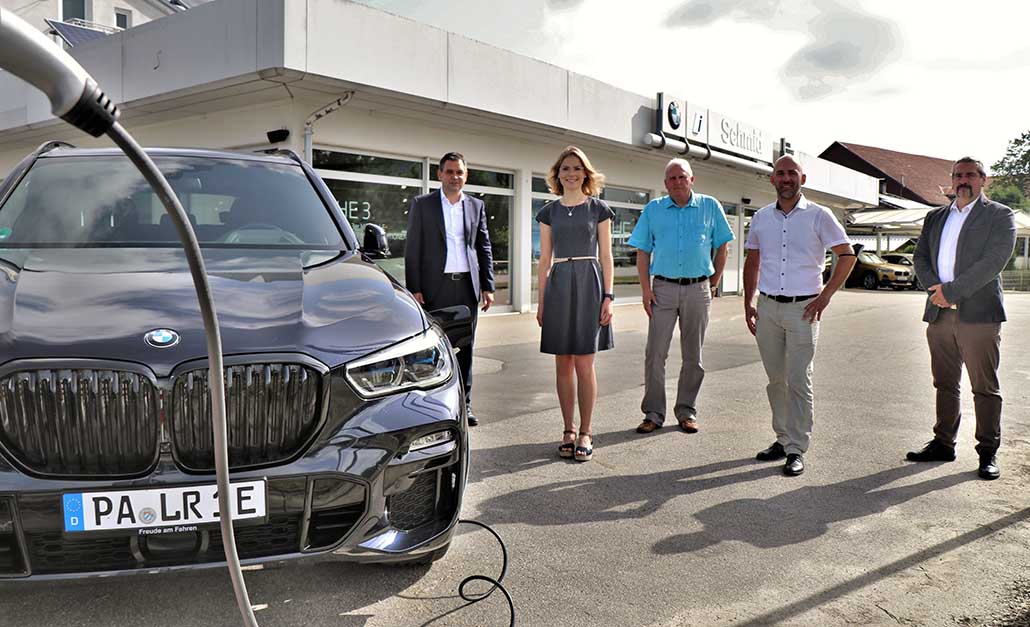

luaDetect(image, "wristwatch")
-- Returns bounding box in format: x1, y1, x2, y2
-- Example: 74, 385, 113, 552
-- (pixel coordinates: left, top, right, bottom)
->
602, 292, 615, 302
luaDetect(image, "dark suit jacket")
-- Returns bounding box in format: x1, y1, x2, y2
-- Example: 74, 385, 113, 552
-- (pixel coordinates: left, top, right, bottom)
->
404, 191, 495, 303
913, 196, 1016, 323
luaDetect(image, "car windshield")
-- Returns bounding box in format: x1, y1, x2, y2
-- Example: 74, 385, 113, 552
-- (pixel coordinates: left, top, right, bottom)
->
859, 251, 885, 264
0, 155, 345, 249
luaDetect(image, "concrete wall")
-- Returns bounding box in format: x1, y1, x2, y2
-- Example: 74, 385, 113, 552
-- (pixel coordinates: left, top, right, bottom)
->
0, 0, 177, 31
0, 0, 59, 33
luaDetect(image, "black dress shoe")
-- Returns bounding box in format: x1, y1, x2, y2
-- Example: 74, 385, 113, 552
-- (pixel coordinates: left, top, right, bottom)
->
978, 454, 1000, 480
756, 441, 786, 461
906, 440, 956, 462
783, 453, 804, 476
466, 407, 479, 427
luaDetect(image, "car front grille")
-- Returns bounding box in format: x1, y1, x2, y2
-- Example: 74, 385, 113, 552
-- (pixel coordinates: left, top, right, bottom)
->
0, 369, 159, 476
170, 363, 323, 471
388, 471, 443, 531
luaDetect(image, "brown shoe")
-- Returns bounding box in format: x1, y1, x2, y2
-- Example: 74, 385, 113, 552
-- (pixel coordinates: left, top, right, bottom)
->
679, 417, 699, 433
636, 420, 661, 434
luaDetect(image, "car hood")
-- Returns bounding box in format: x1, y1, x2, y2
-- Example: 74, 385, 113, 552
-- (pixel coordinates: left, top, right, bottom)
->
0, 248, 425, 377
880, 263, 910, 273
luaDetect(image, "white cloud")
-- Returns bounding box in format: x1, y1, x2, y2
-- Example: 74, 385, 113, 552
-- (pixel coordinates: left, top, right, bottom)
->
355, 0, 1030, 169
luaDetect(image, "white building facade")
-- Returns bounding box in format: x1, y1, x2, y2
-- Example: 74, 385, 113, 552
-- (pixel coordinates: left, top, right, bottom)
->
0, 0, 879, 312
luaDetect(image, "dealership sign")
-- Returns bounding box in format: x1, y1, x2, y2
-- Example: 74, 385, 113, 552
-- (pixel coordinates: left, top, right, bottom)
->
655, 93, 773, 164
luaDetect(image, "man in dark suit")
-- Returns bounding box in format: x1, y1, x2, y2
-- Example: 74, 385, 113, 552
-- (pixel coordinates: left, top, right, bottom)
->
405, 152, 494, 426
907, 156, 1017, 479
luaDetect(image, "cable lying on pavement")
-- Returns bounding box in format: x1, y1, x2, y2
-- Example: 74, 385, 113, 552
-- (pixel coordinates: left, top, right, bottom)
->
447, 519, 515, 627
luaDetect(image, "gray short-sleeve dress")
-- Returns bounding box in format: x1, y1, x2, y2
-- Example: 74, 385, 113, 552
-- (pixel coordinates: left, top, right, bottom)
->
536, 197, 615, 355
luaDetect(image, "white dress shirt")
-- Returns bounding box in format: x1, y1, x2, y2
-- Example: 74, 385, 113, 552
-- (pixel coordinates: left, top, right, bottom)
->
744, 194, 851, 296
440, 190, 470, 273
936, 194, 980, 283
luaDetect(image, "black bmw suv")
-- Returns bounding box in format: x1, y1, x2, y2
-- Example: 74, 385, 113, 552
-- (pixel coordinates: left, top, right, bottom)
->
0, 143, 469, 579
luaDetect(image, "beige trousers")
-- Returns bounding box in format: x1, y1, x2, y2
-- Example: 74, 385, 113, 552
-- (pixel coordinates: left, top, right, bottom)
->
755, 294, 820, 455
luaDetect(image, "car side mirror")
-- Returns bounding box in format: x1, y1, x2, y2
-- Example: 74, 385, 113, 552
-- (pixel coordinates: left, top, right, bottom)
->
361, 224, 390, 259
427, 305, 473, 351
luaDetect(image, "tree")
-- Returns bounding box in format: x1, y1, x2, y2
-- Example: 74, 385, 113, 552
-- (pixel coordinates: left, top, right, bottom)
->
992, 130, 1030, 197
987, 180, 1030, 212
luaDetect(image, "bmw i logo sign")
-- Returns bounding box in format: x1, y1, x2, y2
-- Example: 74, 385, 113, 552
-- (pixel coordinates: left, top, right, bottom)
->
144, 328, 180, 348
667, 101, 682, 129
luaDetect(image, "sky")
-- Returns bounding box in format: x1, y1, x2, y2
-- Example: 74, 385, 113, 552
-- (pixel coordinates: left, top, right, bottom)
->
354, 0, 1029, 172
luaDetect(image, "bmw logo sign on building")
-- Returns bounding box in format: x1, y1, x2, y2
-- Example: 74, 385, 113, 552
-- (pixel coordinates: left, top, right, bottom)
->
667, 101, 682, 130
145, 328, 180, 348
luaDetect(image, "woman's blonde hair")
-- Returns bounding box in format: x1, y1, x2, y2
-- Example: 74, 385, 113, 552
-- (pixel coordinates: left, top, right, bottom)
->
547, 145, 606, 197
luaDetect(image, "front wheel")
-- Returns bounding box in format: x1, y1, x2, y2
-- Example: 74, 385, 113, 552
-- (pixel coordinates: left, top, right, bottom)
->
862, 273, 879, 290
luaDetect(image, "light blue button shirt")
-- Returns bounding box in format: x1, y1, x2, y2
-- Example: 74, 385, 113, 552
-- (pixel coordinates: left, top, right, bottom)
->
627, 193, 734, 278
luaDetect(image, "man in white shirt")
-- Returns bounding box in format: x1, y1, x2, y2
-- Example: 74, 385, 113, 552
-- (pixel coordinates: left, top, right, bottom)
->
743, 155, 856, 476
405, 152, 495, 426
907, 157, 1016, 480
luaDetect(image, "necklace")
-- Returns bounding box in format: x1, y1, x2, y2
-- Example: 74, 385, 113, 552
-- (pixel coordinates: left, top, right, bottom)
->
563, 199, 585, 216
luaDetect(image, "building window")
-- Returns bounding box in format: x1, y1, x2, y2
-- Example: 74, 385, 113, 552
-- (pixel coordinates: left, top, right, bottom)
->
531, 177, 650, 302
63, 0, 87, 21
315, 150, 423, 179
313, 149, 514, 306
115, 9, 132, 29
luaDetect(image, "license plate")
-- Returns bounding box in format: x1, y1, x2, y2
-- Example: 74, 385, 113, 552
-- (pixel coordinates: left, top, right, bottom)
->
62, 480, 266, 533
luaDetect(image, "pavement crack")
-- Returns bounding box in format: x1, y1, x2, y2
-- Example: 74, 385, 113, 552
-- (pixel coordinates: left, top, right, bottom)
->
875, 603, 903, 624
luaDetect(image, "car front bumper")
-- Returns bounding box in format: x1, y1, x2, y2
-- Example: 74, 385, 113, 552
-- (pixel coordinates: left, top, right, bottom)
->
0, 375, 469, 581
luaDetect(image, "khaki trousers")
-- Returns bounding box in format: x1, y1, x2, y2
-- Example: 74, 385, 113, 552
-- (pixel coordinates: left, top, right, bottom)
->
926, 309, 1002, 454
641, 278, 712, 425
755, 295, 819, 455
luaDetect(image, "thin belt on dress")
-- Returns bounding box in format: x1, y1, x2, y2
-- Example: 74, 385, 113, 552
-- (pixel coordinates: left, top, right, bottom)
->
552, 256, 597, 264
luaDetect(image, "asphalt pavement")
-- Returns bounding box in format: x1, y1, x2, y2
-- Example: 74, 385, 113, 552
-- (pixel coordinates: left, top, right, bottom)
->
2, 290, 1029, 627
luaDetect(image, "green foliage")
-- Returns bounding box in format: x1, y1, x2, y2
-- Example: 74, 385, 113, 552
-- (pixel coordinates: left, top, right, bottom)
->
992, 130, 1030, 197
987, 180, 1030, 212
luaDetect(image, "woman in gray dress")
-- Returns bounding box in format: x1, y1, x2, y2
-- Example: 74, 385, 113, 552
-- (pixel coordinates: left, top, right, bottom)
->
536, 146, 615, 462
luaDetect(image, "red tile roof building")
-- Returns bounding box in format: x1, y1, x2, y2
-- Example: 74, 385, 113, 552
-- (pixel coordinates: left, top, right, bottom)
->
819, 142, 955, 206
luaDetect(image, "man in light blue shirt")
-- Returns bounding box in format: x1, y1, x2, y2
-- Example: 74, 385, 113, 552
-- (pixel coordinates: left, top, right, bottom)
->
628, 158, 734, 434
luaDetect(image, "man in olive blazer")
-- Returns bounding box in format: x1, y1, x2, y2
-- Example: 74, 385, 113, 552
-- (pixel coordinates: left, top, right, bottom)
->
405, 152, 494, 425
907, 156, 1016, 479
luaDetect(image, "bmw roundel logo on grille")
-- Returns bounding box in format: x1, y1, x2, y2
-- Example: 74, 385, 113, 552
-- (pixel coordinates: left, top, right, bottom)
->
144, 328, 180, 349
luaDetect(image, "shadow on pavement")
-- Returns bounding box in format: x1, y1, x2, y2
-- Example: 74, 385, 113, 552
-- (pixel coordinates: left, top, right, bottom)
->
732, 505, 1030, 627
653, 464, 972, 554
0, 559, 429, 627
475, 456, 776, 526
469, 426, 667, 483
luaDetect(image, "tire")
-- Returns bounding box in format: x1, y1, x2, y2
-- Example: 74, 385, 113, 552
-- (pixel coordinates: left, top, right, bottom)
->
390, 543, 451, 567
862, 273, 878, 290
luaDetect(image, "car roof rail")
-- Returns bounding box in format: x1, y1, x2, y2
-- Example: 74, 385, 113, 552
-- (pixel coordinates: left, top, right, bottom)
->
255, 148, 305, 165
33, 140, 76, 156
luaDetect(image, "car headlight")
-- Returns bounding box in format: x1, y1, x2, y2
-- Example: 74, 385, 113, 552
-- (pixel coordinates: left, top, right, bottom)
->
345, 327, 453, 398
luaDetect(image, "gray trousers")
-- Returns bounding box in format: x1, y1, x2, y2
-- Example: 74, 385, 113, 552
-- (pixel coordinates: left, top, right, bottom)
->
926, 309, 1002, 454
755, 295, 819, 455
641, 278, 712, 425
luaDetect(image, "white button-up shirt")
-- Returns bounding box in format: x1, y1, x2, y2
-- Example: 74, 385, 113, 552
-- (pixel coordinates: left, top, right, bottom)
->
440, 190, 470, 273
744, 194, 850, 296
936, 194, 980, 283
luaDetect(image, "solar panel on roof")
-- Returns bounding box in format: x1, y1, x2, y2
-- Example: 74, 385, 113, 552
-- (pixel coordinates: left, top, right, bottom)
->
44, 19, 108, 47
